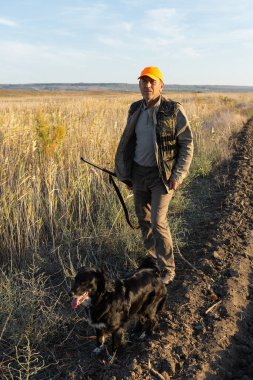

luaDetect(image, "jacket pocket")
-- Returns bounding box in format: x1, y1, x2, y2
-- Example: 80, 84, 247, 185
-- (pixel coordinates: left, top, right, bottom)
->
162, 157, 176, 181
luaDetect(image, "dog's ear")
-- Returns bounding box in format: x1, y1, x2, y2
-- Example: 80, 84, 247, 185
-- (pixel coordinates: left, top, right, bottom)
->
138, 256, 159, 271
95, 270, 106, 293
95, 270, 114, 293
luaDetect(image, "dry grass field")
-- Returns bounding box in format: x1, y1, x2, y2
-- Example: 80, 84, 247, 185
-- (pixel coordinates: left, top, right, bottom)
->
0, 90, 252, 379
0, 91, 251, 262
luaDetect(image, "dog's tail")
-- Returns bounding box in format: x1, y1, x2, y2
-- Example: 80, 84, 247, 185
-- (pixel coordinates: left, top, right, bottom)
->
138, 256, 160, 272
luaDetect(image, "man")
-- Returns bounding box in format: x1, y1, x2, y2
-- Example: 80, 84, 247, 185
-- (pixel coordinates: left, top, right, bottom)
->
115, 66, 193, 284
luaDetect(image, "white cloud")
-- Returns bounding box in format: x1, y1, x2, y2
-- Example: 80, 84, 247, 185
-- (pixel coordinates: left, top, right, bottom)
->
63, 3, 107, 14
62, 3, 108, 27
0, 40, 134, 83
0, 41, 88, 64
180, 47, 201, 58
121, 22, 133, 32
195, 27, 253, 49
190, 0, 252, 15
146, 7, 176, 18
230, 28, 253, 41
0, 41, 89, 82
120, 0, 147, 6
62, 3, 134, 38
143, 8, 184, 40
99, 21, 133, 36
0, 17, 18, 27
146, 7, 176, 31
97, 36, 124, 47
141, 36, 178, 49
53, 29, 76, 37
242, 41, 253, 49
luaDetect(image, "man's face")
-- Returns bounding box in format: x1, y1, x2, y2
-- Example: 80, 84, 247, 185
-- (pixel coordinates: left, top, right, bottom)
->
139, 76, 164, 105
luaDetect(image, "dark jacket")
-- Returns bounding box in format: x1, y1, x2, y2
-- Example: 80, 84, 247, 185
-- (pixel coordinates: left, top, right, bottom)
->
115, 96, 193, 190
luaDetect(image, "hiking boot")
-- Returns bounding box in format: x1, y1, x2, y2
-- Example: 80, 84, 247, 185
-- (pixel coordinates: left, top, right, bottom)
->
161, 268, 175, 284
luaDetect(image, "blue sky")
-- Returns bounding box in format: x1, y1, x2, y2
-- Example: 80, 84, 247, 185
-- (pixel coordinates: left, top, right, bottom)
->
0, 0, 253, 85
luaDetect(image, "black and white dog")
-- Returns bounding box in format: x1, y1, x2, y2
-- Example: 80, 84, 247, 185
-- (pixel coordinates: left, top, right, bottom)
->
69, 257, 167, 353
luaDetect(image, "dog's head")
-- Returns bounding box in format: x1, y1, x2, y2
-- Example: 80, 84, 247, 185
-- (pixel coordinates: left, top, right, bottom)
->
138, 256, 160, 272
69, 267, 106, 309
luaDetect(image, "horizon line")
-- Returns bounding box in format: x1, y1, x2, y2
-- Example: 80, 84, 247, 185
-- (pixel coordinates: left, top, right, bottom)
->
1, 82, 253, 88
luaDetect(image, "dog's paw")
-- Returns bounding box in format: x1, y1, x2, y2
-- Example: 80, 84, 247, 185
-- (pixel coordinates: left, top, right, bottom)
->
139, 332, 146, 340
93, 345, 104, 355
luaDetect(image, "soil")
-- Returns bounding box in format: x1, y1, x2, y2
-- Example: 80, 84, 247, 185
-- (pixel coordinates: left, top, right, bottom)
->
52, 118, 253, 380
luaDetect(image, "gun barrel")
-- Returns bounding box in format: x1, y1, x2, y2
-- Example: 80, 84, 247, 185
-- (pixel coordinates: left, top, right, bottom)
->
80, 157, 117, 177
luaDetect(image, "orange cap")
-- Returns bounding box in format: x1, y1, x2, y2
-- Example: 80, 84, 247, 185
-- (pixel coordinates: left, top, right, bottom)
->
138, 66, 164, 82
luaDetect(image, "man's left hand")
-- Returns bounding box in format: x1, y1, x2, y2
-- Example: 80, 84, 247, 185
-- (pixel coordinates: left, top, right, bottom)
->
169, 179, 180, 190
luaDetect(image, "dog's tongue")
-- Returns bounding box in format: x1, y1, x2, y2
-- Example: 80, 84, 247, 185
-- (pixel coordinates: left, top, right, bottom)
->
71, 298, 78, 309
71, 292, 89, 309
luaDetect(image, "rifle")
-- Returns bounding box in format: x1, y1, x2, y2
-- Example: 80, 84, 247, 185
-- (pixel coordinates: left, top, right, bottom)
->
80, 157, 116, 177
80, 157, 138, 229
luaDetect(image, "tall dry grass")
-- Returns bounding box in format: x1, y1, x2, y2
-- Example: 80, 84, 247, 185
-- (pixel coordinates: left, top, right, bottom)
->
0, 91, 251, 266
0, 93, 137, 266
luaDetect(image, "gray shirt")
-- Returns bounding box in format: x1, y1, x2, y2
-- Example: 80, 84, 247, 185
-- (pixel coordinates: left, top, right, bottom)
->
134, 98, 161, 167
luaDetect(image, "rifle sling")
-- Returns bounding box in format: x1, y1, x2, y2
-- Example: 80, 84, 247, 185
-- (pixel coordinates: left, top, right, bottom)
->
109, 175, 139, 230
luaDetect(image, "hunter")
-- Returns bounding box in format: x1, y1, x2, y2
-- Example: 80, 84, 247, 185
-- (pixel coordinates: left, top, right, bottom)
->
115, 66, 193, 284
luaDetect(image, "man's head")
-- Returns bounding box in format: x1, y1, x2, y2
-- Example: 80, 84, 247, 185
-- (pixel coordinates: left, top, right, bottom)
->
138, 66, 164, 106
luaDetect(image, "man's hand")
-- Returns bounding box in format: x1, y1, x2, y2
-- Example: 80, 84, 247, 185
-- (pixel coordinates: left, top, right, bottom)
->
122, 179, 133, 190
168, 179, 180, 190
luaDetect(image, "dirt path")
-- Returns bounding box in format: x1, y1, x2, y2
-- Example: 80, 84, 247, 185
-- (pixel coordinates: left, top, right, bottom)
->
170, 117, 253, 380
56, 118, 253, 380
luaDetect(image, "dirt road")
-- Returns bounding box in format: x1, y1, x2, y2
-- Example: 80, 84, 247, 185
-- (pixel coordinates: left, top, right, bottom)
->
61, 118, 253, 380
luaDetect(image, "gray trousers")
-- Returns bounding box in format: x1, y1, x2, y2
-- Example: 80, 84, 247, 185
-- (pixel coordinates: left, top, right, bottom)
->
132, 162, 175, 271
